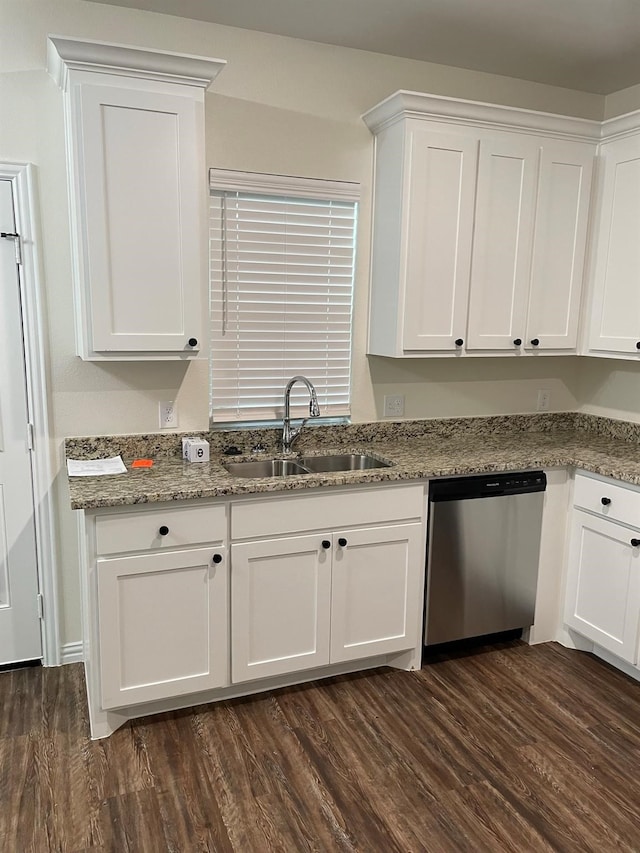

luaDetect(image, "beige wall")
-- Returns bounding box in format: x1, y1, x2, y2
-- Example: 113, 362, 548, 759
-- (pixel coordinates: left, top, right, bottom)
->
1, 0, 638, 647
577, 359, 640, 422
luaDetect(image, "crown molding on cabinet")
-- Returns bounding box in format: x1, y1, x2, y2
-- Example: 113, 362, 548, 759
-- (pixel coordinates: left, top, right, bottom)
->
362, 90, 603, 142
47, 35, 226, 91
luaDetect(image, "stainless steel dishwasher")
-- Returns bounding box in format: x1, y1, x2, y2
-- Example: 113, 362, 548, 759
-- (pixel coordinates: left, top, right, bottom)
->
424, 471, 546, 646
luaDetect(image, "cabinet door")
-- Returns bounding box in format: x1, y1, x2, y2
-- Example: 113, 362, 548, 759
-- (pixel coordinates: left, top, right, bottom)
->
564, 510, 640, 663
526, 141, 594, 351
466, 135, 540, 351
74, 81, 205, 356
98, 547, 227, 709
588, 135, 640, 356
231, 534, 331, 683
330, 523, 423, 663
401, 128, 478, 351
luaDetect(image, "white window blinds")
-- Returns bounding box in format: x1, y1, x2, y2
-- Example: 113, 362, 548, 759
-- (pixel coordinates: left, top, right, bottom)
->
209, 170, 358, 423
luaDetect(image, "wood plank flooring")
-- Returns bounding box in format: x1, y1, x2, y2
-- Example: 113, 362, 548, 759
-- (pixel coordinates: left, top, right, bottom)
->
2, 641, 640, 852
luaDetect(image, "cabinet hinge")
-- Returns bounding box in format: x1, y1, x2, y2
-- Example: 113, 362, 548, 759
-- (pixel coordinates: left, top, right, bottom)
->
1, 231, 22, 265
37, 593, 44, 619
26, 423, 35, 451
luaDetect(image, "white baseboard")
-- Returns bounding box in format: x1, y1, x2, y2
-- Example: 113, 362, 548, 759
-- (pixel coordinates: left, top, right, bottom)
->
60, 641, 83, 664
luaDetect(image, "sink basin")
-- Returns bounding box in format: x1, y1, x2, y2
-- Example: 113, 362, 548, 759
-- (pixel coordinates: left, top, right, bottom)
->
298, 454, 391, 473
224, 459, 309, 478
224, 453, 392, 478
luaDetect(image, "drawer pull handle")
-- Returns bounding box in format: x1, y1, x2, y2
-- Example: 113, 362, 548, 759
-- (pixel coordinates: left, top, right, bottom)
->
159, 525, 169, 536
212, 553, 223, 564
338, 537, 348, 547
601, 497, 611, 506
632, 539, 640, 548
321, 540, 331, 550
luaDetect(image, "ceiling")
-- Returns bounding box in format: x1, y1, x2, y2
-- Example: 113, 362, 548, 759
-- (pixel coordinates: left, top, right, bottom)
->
84, 0, 640, 94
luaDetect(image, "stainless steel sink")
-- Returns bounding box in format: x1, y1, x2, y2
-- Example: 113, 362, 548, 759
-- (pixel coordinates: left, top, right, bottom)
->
224, 453, 391, 478
223, 459, 309, 478
298, 454, 391, 473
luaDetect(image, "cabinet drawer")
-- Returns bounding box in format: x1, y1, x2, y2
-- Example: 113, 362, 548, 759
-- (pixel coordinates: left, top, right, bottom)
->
95, 504, 226, 555
231, 485, 424, 540
573, 473, 640, 530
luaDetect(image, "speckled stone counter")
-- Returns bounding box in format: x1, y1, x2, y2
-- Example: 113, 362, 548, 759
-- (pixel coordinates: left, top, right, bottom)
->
65, 413, 640, 510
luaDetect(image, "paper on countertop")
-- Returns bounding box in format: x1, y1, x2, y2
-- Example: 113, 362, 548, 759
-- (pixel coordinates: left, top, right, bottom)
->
67, 455, 127, 477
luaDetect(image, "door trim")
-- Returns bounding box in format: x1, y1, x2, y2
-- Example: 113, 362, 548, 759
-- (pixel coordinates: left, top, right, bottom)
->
1, 162, 60, 666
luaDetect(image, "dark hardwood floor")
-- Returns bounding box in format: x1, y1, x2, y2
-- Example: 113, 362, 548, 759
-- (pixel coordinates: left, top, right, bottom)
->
2, 641, 640, 852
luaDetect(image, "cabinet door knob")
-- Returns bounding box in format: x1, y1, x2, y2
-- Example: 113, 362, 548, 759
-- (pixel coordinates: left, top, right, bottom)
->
338, 537, 348, 547
530, 338, 540, 347
159, 525, 169, 536
455, 338, 464, 347
212, 553, 223, 564
513, 338, 522, 346
321, 540, 331, 550
631, 539, 640, 547
188, 337, 198, 347
601, 497, 611, 506
636, 342, 640, 350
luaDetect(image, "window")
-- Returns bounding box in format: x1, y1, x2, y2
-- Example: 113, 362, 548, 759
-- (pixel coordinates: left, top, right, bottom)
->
209, 169, 358, 424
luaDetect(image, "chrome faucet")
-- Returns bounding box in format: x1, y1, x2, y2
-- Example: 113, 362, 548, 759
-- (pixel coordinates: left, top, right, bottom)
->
282, 375, 321, 453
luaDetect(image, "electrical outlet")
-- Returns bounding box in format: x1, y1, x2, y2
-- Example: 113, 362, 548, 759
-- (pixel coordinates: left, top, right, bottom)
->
384, 394, 405, 418
536, 390, 551, 412
159, 400, 178, 429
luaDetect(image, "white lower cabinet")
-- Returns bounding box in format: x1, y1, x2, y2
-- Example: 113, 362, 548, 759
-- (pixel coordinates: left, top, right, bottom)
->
84, 483, 425, 737
231, 521, 423, 683
564, 474, 640, 664
231, 534, 331, 682
230, 486, 425, 684
330, 524, 422, 664
98, 546, 228, 709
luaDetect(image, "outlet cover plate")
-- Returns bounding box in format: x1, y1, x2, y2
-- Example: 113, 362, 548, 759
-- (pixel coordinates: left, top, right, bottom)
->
384, 394, 405, 418
159, 400, 178, 429
536, 390, 551, 412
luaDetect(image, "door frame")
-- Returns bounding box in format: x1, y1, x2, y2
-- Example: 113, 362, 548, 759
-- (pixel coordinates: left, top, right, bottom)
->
1, 162, 60, 666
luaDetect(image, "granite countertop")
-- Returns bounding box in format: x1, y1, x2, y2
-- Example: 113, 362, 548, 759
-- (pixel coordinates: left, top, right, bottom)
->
65, 413, 640, 510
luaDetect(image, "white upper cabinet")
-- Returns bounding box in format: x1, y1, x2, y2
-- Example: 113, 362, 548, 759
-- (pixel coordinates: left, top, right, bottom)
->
363, 91, 598, 358
466, 135, 540, 351
586, 133, 640, 358
468, 136, 594, 352
48, 37, 225, 360
369, 122, 477, 353
526, 141, 594, 351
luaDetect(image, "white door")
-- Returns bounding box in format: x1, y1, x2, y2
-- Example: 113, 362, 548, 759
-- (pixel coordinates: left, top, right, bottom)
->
73, 81, 205, 356
588, 134, 640, 356
330, 523, 423, 664
0, 179, 41, 665
466, 135, 540, 351
231, 534, 331, 683
526, 140, 594, 352
402, 127, 478, 351
564, 510, 640, 663
98, 547, 228, 709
